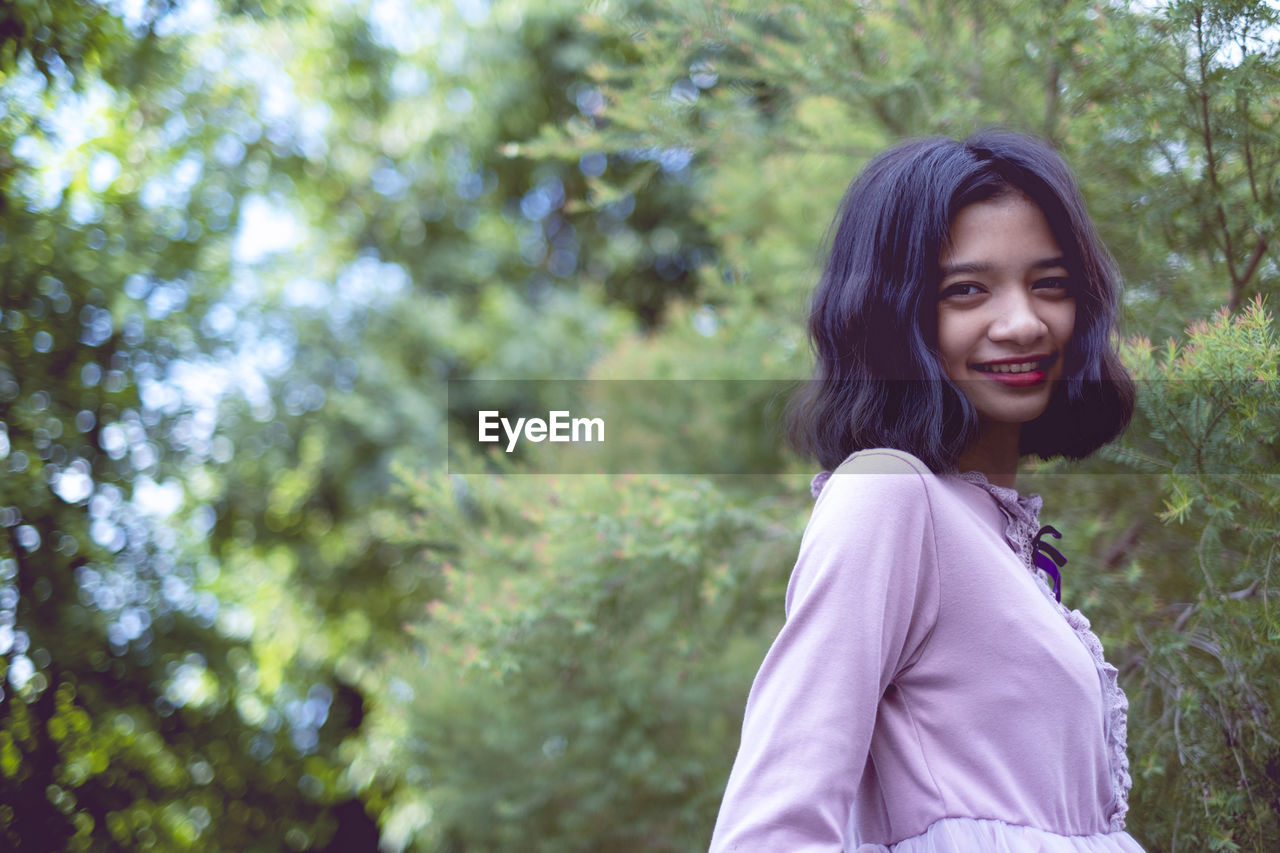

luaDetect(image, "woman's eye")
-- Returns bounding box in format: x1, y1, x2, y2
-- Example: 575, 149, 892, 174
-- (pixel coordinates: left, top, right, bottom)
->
940, 283, 983, 298
1033, 277, 1072, 292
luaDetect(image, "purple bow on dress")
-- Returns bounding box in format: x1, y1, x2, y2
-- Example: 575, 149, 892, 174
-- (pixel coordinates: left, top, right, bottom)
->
1032, 525, 1067, 603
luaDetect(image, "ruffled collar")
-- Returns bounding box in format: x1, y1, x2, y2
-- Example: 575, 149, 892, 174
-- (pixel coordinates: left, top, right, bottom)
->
953, 470, 1043, 570
954, 471, 1043, 527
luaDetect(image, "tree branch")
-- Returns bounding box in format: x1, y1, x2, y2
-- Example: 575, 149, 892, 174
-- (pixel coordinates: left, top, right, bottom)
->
1194, 5, 1244, 308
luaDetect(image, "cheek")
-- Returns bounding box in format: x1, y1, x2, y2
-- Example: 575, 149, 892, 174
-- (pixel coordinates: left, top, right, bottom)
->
935, 312, 971, 379
1053, 302, 1077, 346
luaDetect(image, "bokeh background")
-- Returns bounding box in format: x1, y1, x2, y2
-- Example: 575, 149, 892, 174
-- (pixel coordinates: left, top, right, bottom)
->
2, 0, 1278, 849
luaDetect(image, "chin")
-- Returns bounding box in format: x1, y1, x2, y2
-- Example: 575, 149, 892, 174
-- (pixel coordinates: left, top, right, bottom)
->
955, 383, 1056, 426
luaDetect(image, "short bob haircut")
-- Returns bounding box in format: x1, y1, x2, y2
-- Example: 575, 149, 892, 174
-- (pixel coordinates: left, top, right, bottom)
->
788, 129, 1135, 473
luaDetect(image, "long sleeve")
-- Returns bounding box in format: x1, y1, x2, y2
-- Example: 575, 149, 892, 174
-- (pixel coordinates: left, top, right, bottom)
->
709, 452, 941, 852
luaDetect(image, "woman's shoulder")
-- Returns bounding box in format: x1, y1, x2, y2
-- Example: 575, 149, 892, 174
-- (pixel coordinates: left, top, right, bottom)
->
810, 448, 938, 499
832, 447, 935, 478
807, 448, 945, 526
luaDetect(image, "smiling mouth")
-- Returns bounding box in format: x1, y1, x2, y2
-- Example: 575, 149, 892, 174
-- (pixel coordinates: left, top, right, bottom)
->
972, 355, 1055, 374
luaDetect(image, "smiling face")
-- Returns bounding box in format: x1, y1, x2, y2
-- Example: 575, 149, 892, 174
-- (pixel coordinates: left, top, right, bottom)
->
936, 193, 1076, 436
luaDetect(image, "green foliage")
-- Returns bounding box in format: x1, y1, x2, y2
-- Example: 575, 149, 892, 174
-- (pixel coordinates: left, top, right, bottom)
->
1115, 301, 1280, 851
367, 470, 804, 851
1067, 1, 1280, 324
3, 0, 676, 848
0, 0, 382, 846
0, 0, 135, 89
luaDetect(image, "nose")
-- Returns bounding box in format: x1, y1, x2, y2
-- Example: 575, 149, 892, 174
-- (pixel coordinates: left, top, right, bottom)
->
987, 289, 1048, 346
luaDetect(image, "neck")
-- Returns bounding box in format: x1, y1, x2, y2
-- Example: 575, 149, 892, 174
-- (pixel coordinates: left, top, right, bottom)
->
956, 420, 1021, 490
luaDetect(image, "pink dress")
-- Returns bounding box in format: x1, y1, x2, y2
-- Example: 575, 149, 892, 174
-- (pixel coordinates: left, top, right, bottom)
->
709, 449, 1144, 852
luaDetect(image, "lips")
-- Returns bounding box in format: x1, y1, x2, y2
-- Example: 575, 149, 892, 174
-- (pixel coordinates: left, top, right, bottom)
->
971, 354, 1056, 386
972, 354, 1054, 373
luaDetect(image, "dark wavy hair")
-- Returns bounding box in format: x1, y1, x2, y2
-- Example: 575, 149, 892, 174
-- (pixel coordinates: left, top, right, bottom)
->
787, 130, 1134, 473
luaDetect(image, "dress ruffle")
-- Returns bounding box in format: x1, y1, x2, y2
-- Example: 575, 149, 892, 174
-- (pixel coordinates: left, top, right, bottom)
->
854, 817, 1146, 853
955, 471, 1044, 569
955, 471, 1133, 832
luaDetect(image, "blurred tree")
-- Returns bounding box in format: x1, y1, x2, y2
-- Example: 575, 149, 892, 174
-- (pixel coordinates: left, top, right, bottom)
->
4, 0, 696, 847
0, 1, 374, 846
371, 469, 804, 851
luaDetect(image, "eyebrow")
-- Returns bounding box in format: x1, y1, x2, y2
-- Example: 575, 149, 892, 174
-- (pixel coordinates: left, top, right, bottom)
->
939, 256, 1068, 279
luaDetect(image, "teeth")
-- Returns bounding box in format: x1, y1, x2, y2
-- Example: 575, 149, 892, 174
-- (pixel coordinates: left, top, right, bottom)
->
978, 361, 1040, 374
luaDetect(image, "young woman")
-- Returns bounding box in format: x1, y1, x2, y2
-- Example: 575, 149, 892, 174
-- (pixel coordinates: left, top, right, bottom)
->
709, 131, 1143, 852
